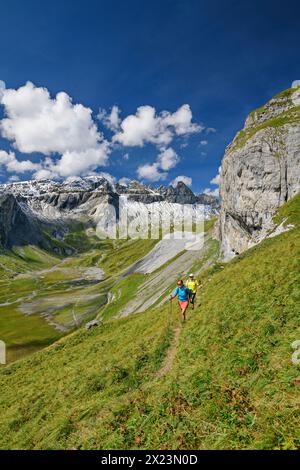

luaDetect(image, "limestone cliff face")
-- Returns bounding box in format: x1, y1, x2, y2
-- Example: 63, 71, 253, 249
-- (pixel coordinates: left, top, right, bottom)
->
219, 85, 300, 259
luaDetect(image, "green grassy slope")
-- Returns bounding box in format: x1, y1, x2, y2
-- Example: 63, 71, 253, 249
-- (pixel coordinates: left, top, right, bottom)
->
150, 228, 300, 450
0, 197, 299, 449
0, 308, 175, 449
273, 192, 300, 227
0, 235, 158, 363
0, 245, 60, 279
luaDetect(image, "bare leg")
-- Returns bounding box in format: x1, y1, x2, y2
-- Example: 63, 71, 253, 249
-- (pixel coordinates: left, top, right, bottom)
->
182, 304, 189, 322
189, 293, 195, 310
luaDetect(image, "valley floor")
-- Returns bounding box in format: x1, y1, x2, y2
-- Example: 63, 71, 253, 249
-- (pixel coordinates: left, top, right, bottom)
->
0, 226, 217, 363
0, 237, 157, 362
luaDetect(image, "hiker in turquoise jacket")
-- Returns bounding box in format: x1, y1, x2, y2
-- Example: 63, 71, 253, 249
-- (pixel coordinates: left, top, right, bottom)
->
170, 280, 192, 321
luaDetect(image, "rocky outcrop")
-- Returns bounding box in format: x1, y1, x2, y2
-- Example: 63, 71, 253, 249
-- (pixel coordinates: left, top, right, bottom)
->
0, 193, 45, 249
158, 181, 197, 204
219, 85, 300, 259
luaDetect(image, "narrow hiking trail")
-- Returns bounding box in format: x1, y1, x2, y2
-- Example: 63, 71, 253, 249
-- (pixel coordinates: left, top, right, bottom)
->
157, 321, 183, 378
157, 299, 199, 378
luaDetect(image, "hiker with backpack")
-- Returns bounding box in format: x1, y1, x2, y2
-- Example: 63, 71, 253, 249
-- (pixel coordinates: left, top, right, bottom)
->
169, 280, 192, 322
185, 273, 200, 310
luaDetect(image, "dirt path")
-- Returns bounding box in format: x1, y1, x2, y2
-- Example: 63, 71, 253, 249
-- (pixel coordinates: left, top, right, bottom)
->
157, 323, 182, 378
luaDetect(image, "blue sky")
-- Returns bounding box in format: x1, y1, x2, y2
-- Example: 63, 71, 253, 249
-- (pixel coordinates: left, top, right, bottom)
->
0, 0, 299, 193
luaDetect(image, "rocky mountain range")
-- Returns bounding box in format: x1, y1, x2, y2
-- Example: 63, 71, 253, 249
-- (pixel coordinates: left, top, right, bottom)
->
1, 85, 298, 260
219, 84, 300, 259
0, 177, 219, 251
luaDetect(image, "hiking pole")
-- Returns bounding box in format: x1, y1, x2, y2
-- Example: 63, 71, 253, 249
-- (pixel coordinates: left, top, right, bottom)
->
168, 296, 172, 330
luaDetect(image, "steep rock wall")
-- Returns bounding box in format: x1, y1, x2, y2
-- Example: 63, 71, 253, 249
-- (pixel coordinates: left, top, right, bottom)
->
219, 85, 300, 259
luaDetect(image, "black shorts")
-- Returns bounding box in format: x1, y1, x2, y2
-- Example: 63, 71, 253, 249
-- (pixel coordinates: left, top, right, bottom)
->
189, 293, 196, 304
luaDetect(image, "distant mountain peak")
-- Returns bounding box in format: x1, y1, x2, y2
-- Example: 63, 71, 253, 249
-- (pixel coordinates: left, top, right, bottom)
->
0, 176, 219, 251
0, 176, 219, 204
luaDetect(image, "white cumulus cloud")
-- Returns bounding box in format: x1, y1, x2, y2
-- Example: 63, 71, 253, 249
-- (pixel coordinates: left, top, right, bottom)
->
157, 147, 179, 171
161, 104, 203, 136
210, 166, 221, 186
33, 168, 56, 180
137, 147, 179, 182
292, 80, 300, 88
98, 105, 121, 131
114, 104, 202, 148
203, 187, 219, 197
137, 163, 167, 182
0, 81, 208, 183
0, 82, 103, 154
0, 150, 41, 174
8, 175, 20, 183
170, 175, 192, 187
118, 177, 131, 186
201, 167, 221, 196
0, 81, 110, 178
48, 144, 110, 178
114, 105, 171, 147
